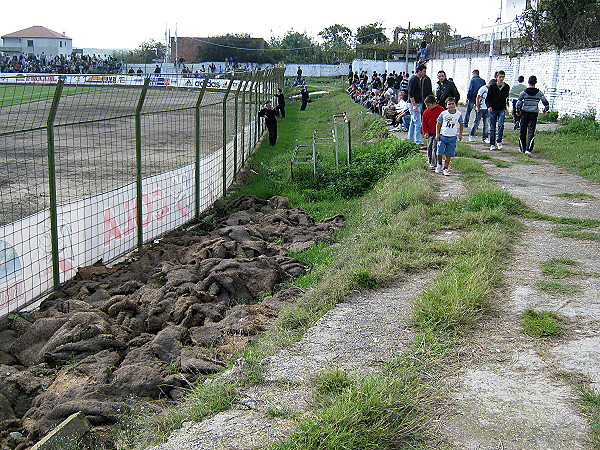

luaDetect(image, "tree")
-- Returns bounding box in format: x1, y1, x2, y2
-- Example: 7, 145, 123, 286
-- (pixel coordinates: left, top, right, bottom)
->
355, 23, 389, 45
269, 30, 319, 63
516, 0, 600, 50
123, 39, 166, 64
318, 24, 353, 50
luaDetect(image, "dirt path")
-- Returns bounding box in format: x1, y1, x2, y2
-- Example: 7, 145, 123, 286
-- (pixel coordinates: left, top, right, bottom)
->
437, 135, 600, 449
151, 128, 600, 449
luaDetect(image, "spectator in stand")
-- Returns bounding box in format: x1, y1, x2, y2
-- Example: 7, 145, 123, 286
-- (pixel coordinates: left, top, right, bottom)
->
0, 53, 121, 74
509, 75, 527, 129
464, 69, 486, 128
486, 70, 510, 150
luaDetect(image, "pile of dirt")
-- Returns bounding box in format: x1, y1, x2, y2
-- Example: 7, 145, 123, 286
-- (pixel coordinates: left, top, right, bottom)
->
0, 195, 344, 448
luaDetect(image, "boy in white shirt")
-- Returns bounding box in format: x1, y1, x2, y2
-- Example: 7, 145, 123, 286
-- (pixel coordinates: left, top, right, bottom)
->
435, 97, 463, 176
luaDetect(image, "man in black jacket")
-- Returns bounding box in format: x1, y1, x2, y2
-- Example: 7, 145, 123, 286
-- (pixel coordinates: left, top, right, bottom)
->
258, 102, 279, 146
436, 71, 460, 107
486, 70, 510, 150
408, 64, 429, 149
275, 88, 285, 118
300, 87, 309, 111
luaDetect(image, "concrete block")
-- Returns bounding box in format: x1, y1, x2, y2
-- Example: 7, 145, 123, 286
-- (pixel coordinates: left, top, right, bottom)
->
30, 411, 91, 450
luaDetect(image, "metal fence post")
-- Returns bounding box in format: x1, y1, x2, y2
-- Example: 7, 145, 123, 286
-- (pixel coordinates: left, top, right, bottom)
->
222, 77, 235, 197
233, 73, 248, 176
240, 78, 249, 166
195, 77, 209, 220
46, 78, 64, 290
135, 78, 150, 251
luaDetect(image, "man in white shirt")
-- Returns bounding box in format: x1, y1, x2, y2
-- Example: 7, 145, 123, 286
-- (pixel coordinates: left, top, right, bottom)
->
469, 78, 494, 143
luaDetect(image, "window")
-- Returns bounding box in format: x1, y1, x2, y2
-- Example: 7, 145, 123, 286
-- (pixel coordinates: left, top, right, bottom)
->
27, 40, 33, 47
60, 41, 63, 47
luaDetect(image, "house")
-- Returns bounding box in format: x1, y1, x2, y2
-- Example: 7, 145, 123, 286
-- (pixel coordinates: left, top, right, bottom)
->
1, 26, 72, 57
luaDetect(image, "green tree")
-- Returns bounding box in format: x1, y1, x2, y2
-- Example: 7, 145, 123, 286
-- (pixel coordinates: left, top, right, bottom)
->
123, 39, 166, 64
318, 24, 353, 49
355, 23, 389, 45
269, 30, 319, 63
516, 0, 600, 50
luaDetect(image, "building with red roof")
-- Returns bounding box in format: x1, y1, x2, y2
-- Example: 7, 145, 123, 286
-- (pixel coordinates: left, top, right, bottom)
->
1, 26, 72, 57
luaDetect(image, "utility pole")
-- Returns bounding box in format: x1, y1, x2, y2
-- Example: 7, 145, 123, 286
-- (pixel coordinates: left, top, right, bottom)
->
405, 22, 410, 74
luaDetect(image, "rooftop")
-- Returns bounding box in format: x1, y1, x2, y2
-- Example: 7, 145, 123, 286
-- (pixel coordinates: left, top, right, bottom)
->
2, 26, 71, 40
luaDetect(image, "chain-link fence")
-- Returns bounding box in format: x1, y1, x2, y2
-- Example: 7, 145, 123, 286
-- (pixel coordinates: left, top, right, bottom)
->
0, 68, 283, 316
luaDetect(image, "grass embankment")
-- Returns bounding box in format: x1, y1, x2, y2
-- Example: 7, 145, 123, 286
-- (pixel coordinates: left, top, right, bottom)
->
118, 80, 600, 449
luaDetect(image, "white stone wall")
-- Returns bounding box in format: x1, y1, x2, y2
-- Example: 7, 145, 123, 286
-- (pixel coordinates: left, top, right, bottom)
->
428, 48, 600, 121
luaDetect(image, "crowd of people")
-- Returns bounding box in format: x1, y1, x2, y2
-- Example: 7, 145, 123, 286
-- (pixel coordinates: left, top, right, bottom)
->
0, 53, 122, 74
348, 63, 549, 174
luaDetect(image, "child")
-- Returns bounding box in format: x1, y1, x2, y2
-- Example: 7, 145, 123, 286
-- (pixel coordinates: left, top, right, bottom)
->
421, 95, 445, 169
435, 97, 463, 176
515, 75, 549, 157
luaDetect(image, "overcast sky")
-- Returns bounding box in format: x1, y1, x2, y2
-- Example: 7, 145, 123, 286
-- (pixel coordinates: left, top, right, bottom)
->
1, 0, 505, 50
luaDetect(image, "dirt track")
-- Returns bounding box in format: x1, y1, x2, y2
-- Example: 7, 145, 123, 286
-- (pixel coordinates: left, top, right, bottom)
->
0, 86, 240, 224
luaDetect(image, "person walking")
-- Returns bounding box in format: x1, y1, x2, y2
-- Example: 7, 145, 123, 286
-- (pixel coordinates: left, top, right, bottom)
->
516, 75, 550, 157
258, 102, 279, 146
486, 70, 510, 150
469, 78, 494, 143
300, 86, 309, 111
422, 95, 445, 169
435, 97, 463, 176
509, 75, 527, 129
464, 69, 486, 128
275, 88, 286, 118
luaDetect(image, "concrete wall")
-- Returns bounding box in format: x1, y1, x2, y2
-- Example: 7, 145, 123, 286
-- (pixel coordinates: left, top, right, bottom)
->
428, 47, 600, 121
2, 36, 72, 56
138, 47, 600, 121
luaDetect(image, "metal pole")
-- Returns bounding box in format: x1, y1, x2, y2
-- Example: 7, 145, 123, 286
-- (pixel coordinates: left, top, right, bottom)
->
240, 78, 250, 166
135, 77, 150, 251
195, 77, 209, 220
46, 78, 64, 289
222, 76, 235, 197
405, 22, 410, 74
233, 73, 247, 176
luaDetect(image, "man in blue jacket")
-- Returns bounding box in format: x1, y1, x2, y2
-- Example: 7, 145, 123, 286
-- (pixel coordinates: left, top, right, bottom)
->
464, 70, 485, 128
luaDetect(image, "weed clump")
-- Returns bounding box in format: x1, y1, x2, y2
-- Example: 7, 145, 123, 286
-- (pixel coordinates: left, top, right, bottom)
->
522, 308, 564, 337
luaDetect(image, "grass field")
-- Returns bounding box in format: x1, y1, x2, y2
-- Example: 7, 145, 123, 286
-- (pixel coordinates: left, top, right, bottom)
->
0, 83, 86, 108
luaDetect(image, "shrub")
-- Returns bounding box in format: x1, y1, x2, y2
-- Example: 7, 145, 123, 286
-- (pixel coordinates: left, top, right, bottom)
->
558, 113, 600, 139
320, 137, 417, 198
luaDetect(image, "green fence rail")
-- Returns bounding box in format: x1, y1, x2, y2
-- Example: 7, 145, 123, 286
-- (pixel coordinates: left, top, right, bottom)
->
0, 68, 284, 316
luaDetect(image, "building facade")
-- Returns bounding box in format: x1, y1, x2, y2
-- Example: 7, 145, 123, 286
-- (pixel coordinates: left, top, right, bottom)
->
1, 26, 72, 57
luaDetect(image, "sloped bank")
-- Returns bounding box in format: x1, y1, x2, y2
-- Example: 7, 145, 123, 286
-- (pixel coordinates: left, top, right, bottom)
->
0, 195, 343, 449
